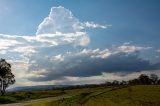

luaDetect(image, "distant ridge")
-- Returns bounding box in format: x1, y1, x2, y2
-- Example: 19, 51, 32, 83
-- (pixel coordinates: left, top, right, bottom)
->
7, 85, 70, 91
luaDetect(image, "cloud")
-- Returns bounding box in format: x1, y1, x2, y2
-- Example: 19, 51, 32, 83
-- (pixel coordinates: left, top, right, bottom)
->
51, 54, 64, 61
0, 34, 23, 50
36, 6, 108, 46
36, 6, 81, 34
156, 49, 160, 53
16, 69, 160, 86
36, 32, 89, 46
115, 42, 152, 53
56, 70, 160, 85
81, 21, 111, 29
0, 6, 109, 86
27, 44, 159, 82
36, 6, 107, 35
0, 6, 159, 86
79, 36, 90, 46
0, 32, 158, 85
12, 46, 36, 54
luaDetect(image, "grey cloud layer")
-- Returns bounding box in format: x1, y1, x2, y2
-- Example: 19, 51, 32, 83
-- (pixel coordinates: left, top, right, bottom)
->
28, 46, 159, 81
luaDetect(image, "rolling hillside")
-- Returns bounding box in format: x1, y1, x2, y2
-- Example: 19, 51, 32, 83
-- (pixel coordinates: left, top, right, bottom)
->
27, 85, 160, 106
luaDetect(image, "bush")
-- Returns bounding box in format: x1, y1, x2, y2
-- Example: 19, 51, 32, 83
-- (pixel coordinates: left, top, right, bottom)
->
0, 96, 17, 104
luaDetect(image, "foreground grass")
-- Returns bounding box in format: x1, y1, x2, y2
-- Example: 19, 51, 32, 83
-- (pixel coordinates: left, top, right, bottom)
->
0, 86, 107, 104
27, 85, 160, 106
0, 90, 65, 104
24, 86, 112, 106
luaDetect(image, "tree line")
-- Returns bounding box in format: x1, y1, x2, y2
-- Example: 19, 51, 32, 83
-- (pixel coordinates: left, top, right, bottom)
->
52, 74, 160, 91
105, 73, 160, 86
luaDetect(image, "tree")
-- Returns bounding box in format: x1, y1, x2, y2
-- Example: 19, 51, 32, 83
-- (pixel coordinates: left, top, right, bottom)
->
128, 78, 140, 85
120, 80, 127, 85
112, 80, 119, 86
158, 79, 160, 85
105, 81, 112, 86
0, 59, 15, 95
150, 74, 158, 84
138, 74, 151, 85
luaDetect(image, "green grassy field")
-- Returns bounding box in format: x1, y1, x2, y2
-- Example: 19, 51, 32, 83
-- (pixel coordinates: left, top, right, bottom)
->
26, 85, 160, 106
0, 86, 107, 104
0, 90, 65, 104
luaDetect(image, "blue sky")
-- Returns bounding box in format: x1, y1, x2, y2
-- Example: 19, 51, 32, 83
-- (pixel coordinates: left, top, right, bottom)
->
0, 0, 160, 87
1, 0, 160, 47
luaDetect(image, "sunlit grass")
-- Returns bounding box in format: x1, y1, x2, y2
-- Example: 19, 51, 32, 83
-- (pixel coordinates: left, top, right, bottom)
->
85, 85, 160, 106
26, 85, 160, 106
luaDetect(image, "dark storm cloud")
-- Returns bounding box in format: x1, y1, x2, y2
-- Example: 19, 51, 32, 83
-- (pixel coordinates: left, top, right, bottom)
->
28, 51, 160, 81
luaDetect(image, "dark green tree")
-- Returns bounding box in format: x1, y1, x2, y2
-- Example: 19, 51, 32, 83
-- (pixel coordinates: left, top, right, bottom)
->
112, 80, 119, 86
128, 78, 140, 85
158, 79, 160, 85
0, 59, 15, 95
138, 74, 151, 85
150, 74, 158, 84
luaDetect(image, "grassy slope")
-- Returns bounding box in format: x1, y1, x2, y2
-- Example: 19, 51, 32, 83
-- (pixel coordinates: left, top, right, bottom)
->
85, 85, 160, 106
27, 85, 160, 106
26, 87, 111, 106
0, 86, 106, 104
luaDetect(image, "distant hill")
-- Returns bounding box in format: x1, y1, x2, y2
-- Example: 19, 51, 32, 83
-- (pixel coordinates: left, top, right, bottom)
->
7, 85, 70, 91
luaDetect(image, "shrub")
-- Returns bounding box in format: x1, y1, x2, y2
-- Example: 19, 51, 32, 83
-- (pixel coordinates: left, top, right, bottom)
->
0, 96, 17, 104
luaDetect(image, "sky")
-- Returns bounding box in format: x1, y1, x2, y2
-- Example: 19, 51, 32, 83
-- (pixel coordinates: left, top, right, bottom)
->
0, 0, 160, 87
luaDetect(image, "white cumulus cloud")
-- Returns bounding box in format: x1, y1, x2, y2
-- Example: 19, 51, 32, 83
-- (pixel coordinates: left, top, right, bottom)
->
36, 6, 108, 46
